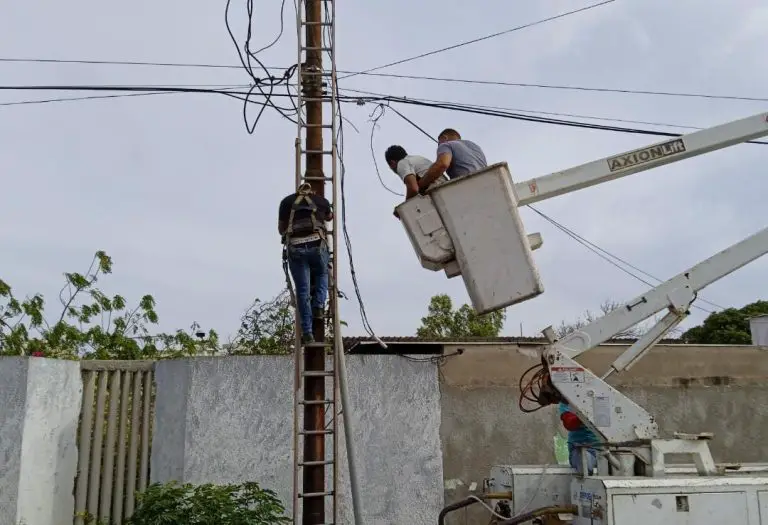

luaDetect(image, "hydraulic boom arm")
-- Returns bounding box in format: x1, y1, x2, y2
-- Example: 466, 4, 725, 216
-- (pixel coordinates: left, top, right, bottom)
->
540, 226, 768, 444
515, 112, 768, 206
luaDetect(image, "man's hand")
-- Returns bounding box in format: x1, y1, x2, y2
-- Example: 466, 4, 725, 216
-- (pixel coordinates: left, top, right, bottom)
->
419, 152, 452, 191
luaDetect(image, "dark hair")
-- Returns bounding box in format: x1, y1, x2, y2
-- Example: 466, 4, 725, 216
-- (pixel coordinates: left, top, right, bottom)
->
385, 145, 407, 165
438, 128, 461, 140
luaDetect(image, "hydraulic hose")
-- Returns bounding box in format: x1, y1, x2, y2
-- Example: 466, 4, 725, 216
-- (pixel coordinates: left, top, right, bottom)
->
437, 493, 513, 525
496, 505, 578, 525
437, 497, 479, 525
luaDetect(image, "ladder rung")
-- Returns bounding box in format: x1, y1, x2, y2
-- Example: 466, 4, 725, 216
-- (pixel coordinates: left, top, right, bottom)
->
301, 150, 334, 155
301, 176, 332, 181
300, 429, 334, 436
299, 460, 335, 467
299, 399, 334, 405
301, 21, 333, 26
302, 370, 335, 377
299, 491, 334, 498
301, 97, 333, 103
304, 341, 332, 348
301, 124, 333, 128
302, 46, 333, 52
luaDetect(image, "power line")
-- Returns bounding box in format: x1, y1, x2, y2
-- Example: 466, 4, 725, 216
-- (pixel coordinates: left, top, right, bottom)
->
0, 85, 250, 107
526, 205, 719, 315
0, 83, 723, 138
340, 72, 768, 104
0, 85, 302, 115
342, 87, 706, 130
4, 56, 767, 104
2, 83, 767, 146
338, 0, 616, 79
0, 81, 711, 131
342, 88, 768, 145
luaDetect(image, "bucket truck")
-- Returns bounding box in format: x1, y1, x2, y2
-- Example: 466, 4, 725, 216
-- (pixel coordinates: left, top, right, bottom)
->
393, 111, 768, 524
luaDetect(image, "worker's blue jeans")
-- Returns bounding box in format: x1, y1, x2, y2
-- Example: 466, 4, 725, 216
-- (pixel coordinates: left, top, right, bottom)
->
287, 241, 329, 337
568, 443, 598, 475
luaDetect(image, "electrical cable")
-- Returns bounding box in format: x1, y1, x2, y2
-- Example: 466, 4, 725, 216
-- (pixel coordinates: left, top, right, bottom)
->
526, 205, 724, 313
0, 85, 251, 108
252, 0, 288, 56
338, 0, 616, 79
342, 88, 709, 131
4, 83, 766, 147
341, 88, 768, 145
467, 495, 509, 521
224, 0, 297, 130
342, 71, 768, 104
5, 56, 768, 104
0, 84, 305, 115
368, 104, 405, 196
0, 85, 768, 146
321, 7, 383, 343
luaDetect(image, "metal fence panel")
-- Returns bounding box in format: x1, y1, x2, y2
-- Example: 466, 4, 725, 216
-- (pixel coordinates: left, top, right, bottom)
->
74, 361, 155, 525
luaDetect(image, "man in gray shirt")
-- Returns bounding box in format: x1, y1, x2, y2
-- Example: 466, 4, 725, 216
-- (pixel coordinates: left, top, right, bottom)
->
417, 128, 487, 193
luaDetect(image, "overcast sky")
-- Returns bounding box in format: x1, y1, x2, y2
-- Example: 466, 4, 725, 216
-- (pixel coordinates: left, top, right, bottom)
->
1, 0, 766, 342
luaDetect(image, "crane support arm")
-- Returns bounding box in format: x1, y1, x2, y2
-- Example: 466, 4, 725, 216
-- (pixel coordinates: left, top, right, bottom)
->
515, 111, 768, 206
551, 225, 768, 360
542, 226, 768, 443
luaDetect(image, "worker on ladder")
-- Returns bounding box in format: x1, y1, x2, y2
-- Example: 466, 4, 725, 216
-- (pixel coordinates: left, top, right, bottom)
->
278, 183, 334, 345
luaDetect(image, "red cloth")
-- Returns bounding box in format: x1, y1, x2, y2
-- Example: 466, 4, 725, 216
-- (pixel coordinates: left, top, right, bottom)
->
561, 411, 583, 431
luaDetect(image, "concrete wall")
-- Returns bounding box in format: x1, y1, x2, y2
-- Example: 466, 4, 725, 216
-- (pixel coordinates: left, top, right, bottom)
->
151, 354, 444, 525
438, 343, 768, 524
147, 343, 768, 525
0, 357, 82, 525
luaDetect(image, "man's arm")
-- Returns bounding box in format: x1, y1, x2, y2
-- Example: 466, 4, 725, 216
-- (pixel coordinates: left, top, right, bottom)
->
395, 159, 420, 200
278, 196, 290, 235
320, 196, 334, 222
418, 149, 452, 191
402, 174, 419, 199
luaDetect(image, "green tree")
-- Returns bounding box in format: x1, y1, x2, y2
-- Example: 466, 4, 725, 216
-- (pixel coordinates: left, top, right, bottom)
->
0, 251, 218, 359
124, 481, 290, 525
554, 299, 659, 340
229, 289, 295, 355
416, 293, 506, 338
681, 300, 768, 344
228, 287, 349, 355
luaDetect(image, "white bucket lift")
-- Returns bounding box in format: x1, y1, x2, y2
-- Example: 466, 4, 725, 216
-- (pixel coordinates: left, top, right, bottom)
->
396, 111, 768, 317
396, 162, 545, 315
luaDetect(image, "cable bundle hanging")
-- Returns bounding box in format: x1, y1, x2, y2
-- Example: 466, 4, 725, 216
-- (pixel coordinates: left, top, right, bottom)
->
224, 0, 298, 131
518, 360, 557, 413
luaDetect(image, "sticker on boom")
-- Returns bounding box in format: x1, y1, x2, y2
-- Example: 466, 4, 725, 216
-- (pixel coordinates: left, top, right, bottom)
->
607, 138, 687, 172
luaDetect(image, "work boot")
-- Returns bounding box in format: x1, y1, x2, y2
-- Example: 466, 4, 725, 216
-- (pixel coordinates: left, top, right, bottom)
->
301, 333, 315, 345
313, 307, 325, 320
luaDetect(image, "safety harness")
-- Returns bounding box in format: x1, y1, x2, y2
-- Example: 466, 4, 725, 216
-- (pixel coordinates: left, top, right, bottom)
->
284, 183, 327, 245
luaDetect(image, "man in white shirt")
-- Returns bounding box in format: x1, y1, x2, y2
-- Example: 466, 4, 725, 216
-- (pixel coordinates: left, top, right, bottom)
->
385, 144, 447, 200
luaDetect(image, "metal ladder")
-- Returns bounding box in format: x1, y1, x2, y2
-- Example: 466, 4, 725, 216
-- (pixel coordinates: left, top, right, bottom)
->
293, 0, 340, 523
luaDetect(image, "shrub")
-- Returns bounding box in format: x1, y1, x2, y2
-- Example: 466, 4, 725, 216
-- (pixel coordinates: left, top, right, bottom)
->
126, 481, 291, 525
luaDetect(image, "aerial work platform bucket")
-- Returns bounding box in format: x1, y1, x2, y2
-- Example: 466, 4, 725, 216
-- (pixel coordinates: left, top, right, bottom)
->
396, 162, 544, 315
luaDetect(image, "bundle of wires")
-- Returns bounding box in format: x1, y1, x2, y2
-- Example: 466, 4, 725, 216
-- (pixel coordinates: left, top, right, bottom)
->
518, 361, 557, 413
